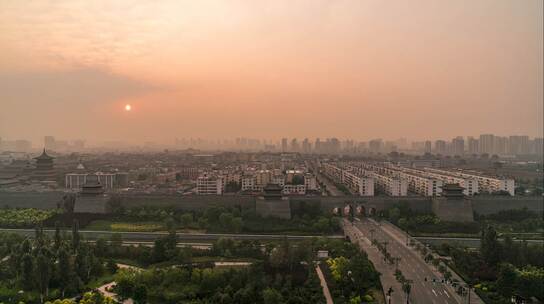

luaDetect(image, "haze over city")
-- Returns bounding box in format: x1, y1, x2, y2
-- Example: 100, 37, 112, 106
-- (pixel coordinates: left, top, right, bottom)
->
1, 0, 542, 145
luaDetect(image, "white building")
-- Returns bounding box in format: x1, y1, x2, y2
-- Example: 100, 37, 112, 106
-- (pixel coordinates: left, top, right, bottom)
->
282, 184, 306, 195
196, 174, 224, 195
424, 168, 514, 196
65, 172, 117, 189
398, 166, 479, 196
368, 172, 408, 196
304, 174, 318, 191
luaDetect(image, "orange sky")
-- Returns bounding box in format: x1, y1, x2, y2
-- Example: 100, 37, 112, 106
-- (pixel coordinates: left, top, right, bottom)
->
0, 0, 542, 144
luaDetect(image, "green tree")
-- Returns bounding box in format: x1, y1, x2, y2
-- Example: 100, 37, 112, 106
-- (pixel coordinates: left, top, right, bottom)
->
133, 284, 148, 304
37, 253, 51, 303
402, 282, 411, 304
57, 247, 72, 298
480, 225, 501, 266
496, 263, 518, 298
21, 253, 34, 291
180, 213, 193, 228
72, 220, 80, 253
263, 288, 283, 304
54, 221, 62, 250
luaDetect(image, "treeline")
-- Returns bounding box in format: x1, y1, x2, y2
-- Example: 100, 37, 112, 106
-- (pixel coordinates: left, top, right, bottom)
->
441, 226, 544, 302
0, 222, 117, 303
381, 203, 480, 234
103, 203, 340, 234
320, 240, 381, 304
113, 238, 334, 304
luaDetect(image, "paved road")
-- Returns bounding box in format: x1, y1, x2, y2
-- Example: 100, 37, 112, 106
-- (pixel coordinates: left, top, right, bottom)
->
316, 172, 343, 196
353, 218, 482, 304
343, 220, 404, 304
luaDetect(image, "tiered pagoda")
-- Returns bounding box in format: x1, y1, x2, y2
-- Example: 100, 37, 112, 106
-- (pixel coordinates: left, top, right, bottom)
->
32, 149, 57, 181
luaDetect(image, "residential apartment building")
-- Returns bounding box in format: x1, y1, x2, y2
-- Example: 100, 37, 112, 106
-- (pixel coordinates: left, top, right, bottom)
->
196, 174, 224, 195
424, 168, 514, 196
397, 166, 478, 196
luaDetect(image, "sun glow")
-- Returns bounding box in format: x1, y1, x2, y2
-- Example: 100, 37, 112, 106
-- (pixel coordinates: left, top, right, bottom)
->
125, 104, 132, 111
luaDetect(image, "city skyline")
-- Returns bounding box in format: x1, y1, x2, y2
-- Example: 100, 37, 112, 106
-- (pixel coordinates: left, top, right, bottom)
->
1, 0, 543, 143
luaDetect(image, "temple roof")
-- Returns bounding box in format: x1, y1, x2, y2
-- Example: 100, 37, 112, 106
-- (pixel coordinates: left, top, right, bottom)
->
34, 149, 54, 160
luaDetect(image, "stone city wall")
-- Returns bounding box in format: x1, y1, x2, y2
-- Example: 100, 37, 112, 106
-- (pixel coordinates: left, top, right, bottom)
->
0, 192, 541, 216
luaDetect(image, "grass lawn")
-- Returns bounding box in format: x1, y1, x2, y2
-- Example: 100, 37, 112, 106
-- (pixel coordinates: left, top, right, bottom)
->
85, 220, 165, 232
85, 272, 116, 289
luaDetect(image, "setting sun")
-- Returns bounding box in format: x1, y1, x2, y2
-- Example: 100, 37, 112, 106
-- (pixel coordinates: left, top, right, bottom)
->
125, 104, 132, 111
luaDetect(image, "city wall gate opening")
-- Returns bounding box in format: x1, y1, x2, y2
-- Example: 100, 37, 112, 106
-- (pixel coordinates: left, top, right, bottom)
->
332, 203, 377, 217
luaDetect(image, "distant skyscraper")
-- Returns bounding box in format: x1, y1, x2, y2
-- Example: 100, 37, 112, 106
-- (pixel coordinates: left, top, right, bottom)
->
494, 136, 508, 155
467, 137, 479, 154
533, 138, 543, 156
434, 140, 446, 155
424, 141, 432, 154
290, 138, 299, 152
369, 139, 383, 153
281, 138, 288, 152
479, 134, 495, 154
452, 136, 465, 155
302, 138, 311, 153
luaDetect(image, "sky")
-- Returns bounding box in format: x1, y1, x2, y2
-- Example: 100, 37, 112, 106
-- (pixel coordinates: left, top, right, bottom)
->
0, 0, 542, 145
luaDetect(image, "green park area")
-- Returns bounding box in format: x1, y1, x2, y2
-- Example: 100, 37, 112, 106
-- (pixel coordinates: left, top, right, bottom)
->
0, 220, 382, 304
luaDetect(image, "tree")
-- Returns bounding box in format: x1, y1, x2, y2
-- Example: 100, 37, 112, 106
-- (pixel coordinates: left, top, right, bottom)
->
75, 246, 91, 283
219, 212, 234, 231
21, 253, 34, 291
72, 220, 80, 253
480, 225, 501, 266
133, 285, 148, 304
37, 253, 51, 303
62, 194, 76, 213
496, 263, 518, 298
180, 213, 193, 228
57, 247, 71, 297
263, 288, 283, 304
402, 282, 411, 304
54, 221, 62, 250
232, 217, 243, 233
152, 238, 167, 262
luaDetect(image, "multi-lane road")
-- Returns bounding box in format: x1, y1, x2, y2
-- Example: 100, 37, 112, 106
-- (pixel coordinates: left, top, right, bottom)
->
345, 218, 483, 304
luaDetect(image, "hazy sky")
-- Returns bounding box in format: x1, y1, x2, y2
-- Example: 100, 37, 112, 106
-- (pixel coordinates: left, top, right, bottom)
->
1, 0, 542, 144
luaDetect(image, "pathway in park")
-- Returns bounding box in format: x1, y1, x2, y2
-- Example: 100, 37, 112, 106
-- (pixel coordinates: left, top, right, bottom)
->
315, 264, 334, 304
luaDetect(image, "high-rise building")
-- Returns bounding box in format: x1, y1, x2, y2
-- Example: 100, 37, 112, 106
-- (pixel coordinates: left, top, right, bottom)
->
452, 136, 464, 155
281, 138, 288, 152
494, 136, 508, 155
424, 141, 432, 154
302, 138, 311, 153
290, 138, 299, 152
369, 139, 383, 153
467, 137, 479, 154
533, 138, 543, 156
479, 134, 495, 154
434, 140, 446, 155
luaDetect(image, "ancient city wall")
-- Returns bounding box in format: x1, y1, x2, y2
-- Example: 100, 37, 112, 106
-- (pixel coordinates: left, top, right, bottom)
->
0, 191, 541, 216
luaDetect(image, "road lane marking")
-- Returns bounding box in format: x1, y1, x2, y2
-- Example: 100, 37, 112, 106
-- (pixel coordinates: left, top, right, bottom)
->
432, 289, 438, 297
443, 290, 450, 298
